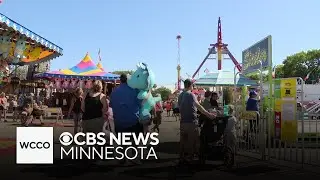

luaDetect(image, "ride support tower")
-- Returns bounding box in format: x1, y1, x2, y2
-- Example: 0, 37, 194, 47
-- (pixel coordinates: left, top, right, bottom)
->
192, 17, 242, 79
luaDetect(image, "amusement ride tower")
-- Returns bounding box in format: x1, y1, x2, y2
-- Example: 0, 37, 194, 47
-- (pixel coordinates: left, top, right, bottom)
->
192, 17, 242, 79
176, 34, 182, 90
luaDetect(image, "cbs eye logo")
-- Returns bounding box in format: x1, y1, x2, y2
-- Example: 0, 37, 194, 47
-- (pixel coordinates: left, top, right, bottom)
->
59, 132, 73, 146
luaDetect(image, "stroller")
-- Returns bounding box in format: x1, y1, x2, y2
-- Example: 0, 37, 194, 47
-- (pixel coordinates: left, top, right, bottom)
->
198, 114, 235, 168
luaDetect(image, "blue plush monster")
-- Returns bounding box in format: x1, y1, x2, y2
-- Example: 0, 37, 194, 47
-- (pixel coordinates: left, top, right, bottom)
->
128, 62, 162, 124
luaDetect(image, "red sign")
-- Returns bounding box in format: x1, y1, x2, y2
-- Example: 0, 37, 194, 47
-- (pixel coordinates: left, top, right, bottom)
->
275, 112, 281, 139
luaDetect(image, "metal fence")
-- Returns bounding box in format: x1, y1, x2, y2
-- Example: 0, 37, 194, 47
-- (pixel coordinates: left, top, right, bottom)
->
235, 77, 320, 167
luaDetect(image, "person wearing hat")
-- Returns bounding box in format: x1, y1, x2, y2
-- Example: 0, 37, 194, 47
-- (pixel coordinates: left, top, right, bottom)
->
178, 79, 216, 164
246, 90, 259, 135
246, 91, 259, 111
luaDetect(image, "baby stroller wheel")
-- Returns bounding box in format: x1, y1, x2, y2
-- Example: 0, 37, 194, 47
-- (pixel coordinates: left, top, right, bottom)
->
223, 147, 234, 169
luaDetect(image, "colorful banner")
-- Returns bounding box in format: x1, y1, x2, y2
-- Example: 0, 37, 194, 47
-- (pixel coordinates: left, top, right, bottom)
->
242, 35, 271, 74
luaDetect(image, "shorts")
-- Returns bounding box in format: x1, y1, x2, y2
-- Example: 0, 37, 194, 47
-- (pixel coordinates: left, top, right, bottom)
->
173, 108, 179, 114
82, 117, 104, 134
180, 122, 200, 157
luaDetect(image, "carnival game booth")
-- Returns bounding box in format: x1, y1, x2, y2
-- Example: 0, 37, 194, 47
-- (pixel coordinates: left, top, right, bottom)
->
0, 13, 63, 91
35, 53, 120, 114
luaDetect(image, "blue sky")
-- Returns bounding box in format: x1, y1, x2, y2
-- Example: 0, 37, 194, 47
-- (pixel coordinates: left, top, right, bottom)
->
1, 0, 319, 85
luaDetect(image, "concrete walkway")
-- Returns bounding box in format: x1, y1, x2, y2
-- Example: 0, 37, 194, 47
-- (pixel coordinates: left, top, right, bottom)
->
1, 115, 320, 179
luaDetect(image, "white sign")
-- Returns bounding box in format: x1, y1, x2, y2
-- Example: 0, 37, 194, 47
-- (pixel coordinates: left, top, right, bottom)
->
16, 127, 54, 164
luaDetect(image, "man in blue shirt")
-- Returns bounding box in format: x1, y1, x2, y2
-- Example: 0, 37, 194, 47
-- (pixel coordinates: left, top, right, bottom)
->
110, 74, 142, 134
246, 91, 259, 134
246, 91, 259, 111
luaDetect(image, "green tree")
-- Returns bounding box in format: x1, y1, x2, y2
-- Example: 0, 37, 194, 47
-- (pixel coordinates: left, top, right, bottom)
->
274, 64, 284, 78
282, 50, 320, 83
152, 86, 172, 101
112, 70, 134, 75
246, 73, 268, 82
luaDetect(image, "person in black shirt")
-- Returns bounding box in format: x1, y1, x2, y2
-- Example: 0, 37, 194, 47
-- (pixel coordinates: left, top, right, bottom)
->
82, 81, 107, 135
68, 87, 84, 134
210, 92, 219, 109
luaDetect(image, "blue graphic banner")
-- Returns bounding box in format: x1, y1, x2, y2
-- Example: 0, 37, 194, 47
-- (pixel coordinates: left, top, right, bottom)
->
242, 35, 271, 74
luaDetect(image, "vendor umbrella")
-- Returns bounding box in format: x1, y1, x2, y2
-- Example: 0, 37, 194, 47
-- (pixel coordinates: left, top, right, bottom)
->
194, 70, 258, 87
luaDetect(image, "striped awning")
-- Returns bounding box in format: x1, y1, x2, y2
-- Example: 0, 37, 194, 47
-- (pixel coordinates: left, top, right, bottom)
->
35, 53, 119, 81
0, 13, 63, 65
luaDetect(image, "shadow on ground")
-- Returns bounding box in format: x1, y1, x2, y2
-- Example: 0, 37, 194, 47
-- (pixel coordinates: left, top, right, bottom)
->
18, 157, 179, 179
220, 165, 280, 176
19, 158, 116, 178
122, 163, 222, 179
155, 142, 179, 155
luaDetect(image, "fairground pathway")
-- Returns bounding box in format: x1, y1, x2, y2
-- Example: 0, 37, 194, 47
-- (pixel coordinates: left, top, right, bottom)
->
0, 114, 320, 179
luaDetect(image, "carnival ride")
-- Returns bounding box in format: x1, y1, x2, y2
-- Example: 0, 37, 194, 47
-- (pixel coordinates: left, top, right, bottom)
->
0, 13, 62, 66
174, 17, 244, 92
0, 13, 63, 93
192, 17, 241, 79
176, 34, 182, 91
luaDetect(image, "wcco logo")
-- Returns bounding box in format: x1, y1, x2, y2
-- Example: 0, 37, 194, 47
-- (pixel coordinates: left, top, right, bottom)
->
19, 141, 51, 149
16, 127, 54, 164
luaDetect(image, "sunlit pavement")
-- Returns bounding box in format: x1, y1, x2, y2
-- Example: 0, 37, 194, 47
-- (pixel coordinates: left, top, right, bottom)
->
1, 114, 320, 179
